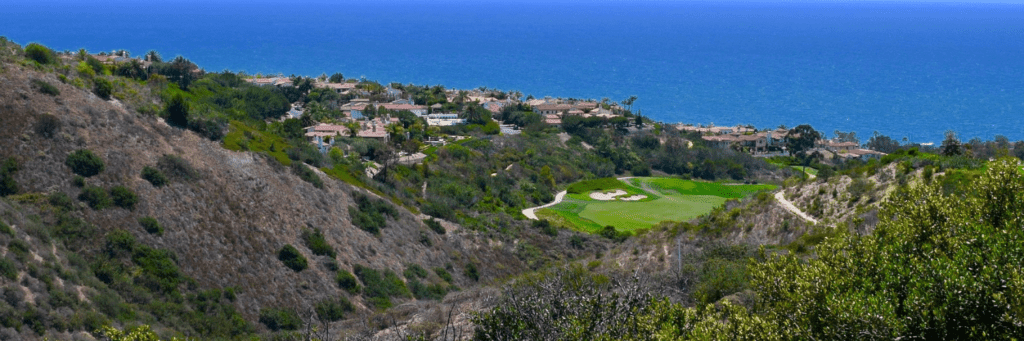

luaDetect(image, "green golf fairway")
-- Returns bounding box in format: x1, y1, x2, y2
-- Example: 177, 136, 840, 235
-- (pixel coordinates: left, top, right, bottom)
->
538, 177, 775, 233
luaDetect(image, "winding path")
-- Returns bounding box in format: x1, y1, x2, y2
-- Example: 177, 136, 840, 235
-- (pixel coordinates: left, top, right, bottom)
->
522, 191, 568, 220
775, 191, 818, 224
522, 176, 638, 221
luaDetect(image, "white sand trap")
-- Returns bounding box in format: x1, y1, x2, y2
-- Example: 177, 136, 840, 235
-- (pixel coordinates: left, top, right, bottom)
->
590, 189, 627, 200
619, 195, 647, 201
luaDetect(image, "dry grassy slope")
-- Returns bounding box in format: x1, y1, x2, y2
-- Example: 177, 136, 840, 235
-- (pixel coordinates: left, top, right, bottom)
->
782, 164, 896, 234
0, 65, 529, 322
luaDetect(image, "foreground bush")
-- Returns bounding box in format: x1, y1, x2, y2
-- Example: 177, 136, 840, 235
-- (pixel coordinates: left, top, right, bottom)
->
475, 159, 1024, 340
66, 149, 105, 177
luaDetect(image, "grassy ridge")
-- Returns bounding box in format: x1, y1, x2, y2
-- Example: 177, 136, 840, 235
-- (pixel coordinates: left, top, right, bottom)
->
566, 178, 628, 194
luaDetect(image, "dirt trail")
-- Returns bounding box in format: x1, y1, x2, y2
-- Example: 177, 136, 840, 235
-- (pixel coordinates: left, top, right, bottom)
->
775, 191, 818, 224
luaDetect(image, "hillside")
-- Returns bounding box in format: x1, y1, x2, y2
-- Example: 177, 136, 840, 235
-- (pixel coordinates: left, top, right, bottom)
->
0, 57, 597, 340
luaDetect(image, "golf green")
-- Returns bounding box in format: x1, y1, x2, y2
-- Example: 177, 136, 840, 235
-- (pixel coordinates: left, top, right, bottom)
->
538, 177, 775, 233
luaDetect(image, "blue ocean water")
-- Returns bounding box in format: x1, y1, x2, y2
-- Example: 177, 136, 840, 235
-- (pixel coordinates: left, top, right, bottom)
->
4, 0, 1024, 143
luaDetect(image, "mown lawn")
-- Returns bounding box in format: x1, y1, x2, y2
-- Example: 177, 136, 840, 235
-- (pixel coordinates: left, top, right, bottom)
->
539, 177, 776, 233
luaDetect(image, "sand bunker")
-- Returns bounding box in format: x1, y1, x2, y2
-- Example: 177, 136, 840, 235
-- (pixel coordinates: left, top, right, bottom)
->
590, 190, 627, 200
619, 195, 648, 201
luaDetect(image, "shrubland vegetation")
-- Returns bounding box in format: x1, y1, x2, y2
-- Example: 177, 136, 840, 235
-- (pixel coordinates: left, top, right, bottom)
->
3, 38, 1024, 340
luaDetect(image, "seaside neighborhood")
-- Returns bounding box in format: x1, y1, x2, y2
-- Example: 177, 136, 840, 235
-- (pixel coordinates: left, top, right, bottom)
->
241, 72, 888, 165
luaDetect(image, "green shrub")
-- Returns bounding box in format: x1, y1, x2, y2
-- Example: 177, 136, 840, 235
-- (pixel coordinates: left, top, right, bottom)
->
47, 192, 74, 211
291, 162, 323, 189
314, 296, 354, 322
277, 244, 307, 272
104, 230, 135, 258
353, 265, 411, 303
141, 166, 168, 187
0, 174, 16, 197
0, 158, 19, 196
433, 267, 453, 283
336, 269, 361, 294
78, 185, 111, 209
24, 43, 57, 65
349, 193, 398, 235
31, 79, 60, 96
569, 235, 585, 249
72, 175, 85, 187
424, 218, 445, 234
93, 77, 113, 100
463, 262, 480, 282
404, 264, 429, 280
599, 225, 628, 242
0, 221, 13, 237
409, 278, 451, 300
301, 228, 334, 258
7, 239, 30, 260
109, 185, 138, 209
258, 307, 301, 331
34, 113, 62, 138
0, 258, 17, 281
138, 216, 163, 235
65, 149, 105, 177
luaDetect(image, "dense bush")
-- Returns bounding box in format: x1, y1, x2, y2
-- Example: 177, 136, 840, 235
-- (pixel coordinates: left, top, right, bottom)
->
138, 216, 163, 235
404, 264, 429, 280
78, 185, 112, 209
0, 258, 16, 281
349, 193, 398, 235
335, 269, 361, 294
424, 218, 445, 235
31, 79, 60, 96
463, 262, 479, 282
598, 225, 628, 242
408, 279, 450, 300
47, 192, 74, 211
93, 78, 113, 100
353, 264, 410, 308
314, 296, 354, 322
65, 149, 105, 177
140, 166, 168, 187
0, 158, 18, 196
258, 307, 301, 331
109, 185, 138, 210
277, 244, 307, 272
24, 43, 57, 65
301, 228, 334, 257
433, 267, 453, 283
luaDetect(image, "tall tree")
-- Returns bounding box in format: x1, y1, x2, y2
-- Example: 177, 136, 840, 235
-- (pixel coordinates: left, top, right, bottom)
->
941, 130, 962, 156
786, 124, 821, 158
